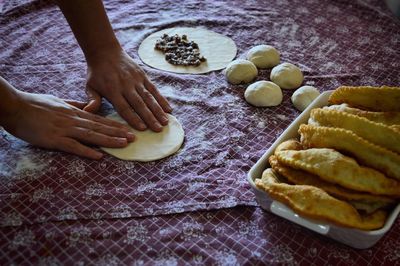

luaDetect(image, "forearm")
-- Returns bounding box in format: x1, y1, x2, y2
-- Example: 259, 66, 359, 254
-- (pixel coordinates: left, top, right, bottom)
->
55, 0, 122, 64
0, 76, 22, 125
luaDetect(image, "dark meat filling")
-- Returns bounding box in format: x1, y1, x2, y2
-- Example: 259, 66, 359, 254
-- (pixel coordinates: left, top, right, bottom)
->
155, 33, 206, 66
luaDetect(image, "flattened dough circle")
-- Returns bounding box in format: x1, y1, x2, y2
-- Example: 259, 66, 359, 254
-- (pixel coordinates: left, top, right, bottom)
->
138, 27, 237, 74
101, 113, 184, 161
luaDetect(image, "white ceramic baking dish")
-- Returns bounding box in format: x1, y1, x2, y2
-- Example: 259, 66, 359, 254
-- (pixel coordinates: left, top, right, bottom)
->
247, 90, 400, 249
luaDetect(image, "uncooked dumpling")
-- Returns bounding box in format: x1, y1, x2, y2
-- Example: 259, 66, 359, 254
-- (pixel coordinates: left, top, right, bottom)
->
244, 81, 283, 107
224, 59, 258, 84
101, 113, 184, 162
291, 86, 320, 111
270, 62, 303, 90
246, 45, 280, 68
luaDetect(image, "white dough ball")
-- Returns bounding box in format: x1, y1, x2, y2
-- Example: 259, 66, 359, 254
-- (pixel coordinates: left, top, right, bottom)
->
244, 81, 283, 107
291, 86, 320, 111
246, 45, 280, 68
224, 59, 258, 84
270, 62, 303, 90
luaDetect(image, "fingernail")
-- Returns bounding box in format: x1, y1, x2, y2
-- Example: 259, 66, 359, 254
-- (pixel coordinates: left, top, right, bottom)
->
138, 123, 147, 130
94, 152, 103, 160
161, 115, 169, 124
155, 122, 162, 131
126, 132, 135, 142
117, 138, 128, 145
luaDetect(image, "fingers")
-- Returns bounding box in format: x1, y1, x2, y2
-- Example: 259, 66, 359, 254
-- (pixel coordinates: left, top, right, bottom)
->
83, 87, 102, 113
124, 89, 163, 132
58, 138, 103, 160
73, 117, 135, 142
111, 95, 147, 131
68, 127, 129, 148
144, 79, 173, 113
77, 109, 131, 130
136, 84, 169, 126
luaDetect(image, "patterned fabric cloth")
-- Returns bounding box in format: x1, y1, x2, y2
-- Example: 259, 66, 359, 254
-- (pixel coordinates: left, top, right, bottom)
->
1, 0, 399, 264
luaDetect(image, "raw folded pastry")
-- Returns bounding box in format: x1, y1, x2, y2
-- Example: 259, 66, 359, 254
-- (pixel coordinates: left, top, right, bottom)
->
328, 86, 400, 112
269, 155, 395, 213
324, 104, 400, 127
299, 125, 400, 181
255, 168, 387, 230
275, 148, 400, 196
309, 108, 400, 154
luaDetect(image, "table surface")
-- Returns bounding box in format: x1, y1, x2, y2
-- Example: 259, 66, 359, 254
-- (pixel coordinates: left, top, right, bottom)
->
1, 0, 400, 264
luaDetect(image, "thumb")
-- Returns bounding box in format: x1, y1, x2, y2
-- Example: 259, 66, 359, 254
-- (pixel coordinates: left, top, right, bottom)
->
84, 87, 102, 113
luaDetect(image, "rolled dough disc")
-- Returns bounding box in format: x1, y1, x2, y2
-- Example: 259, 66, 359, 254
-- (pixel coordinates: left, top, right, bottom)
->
138, 27, 237, 74
101, 113, 184, 162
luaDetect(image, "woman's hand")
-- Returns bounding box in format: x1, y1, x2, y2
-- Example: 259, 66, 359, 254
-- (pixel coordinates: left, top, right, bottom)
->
2, 91, 134, 159
84, 49, 172, 132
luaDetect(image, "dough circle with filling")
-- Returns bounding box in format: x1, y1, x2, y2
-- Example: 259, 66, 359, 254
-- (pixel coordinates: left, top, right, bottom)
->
101, 113, 184, 162
138, 27, 237, 74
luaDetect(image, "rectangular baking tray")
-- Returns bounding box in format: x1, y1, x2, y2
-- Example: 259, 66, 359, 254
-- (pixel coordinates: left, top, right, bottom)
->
247, 90, 400, 249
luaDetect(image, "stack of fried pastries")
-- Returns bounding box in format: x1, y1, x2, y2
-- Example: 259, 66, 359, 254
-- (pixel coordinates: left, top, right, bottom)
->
255, 86, 400, 230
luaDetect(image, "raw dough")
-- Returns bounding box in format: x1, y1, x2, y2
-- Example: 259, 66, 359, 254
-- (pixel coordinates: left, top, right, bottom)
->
270, 62, 303, 90
246, 45, 280, 68
101, 113, 184, 162
138, 27, 237, 74
244, 81, 283, 107
291, 86, 320, 111
224, 59, 258, 84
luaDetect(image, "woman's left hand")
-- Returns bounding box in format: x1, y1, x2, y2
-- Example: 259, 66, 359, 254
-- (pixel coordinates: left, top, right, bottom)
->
84, 49, 172, 132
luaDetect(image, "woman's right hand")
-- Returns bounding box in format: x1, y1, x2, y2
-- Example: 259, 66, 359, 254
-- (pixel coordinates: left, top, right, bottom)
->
1, 91, 134, 159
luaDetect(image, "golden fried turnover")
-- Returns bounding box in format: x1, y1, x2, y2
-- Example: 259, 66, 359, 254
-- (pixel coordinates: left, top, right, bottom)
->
269, 155, 395, 213
274, 139, 303, 154
299, 125, 400, 180
275, 148, 400, 197
324, 104, 400, 126
309, 108, 400, 154
328, 86, 400, 112
255, 168, 387, 230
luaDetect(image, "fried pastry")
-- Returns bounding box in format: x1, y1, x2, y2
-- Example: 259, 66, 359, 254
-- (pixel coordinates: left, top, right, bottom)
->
328, 86, 400, 112
309, 108, 400, 154
275, 148, 400, 196
324, 104, 400, 127
255, 168, 387, 230
274, 139, 303, 154
299, 125, 400, 180
269, 155, 395, 213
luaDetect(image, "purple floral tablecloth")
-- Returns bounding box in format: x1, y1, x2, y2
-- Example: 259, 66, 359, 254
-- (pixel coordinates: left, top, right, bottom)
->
1, 0, 400, 264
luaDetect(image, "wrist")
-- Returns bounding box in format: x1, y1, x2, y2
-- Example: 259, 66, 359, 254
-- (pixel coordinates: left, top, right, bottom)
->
84, 41, 123, 66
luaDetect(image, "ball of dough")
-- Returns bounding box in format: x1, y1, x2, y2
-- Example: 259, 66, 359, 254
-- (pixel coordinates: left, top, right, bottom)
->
244, 81, 283, 107
291, 86, 320, 111
224, 59, 258, 84
270, 62, 303, 90
246, 45, 280, 68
